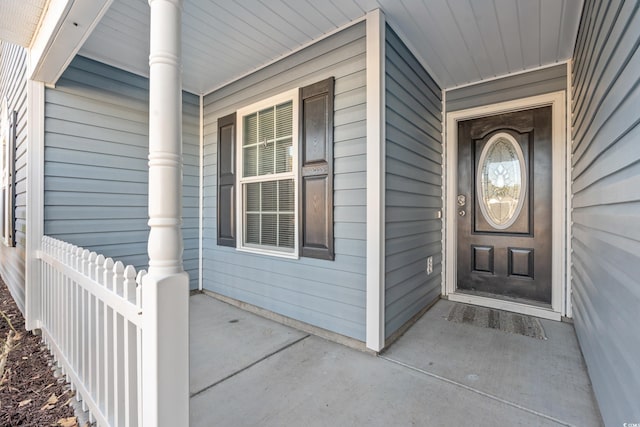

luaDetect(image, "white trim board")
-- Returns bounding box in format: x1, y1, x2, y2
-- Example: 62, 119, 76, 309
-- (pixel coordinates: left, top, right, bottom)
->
443, 91, 568, 319
446, 293, 561, 321
365, 8, 385, 352
198, 93, 204, 291
25, 79, 45, 330
564, 61, 573, 319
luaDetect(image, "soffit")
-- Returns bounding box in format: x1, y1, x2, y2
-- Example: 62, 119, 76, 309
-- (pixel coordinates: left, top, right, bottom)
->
0, 0, 49, 48
77, 0, 583, 94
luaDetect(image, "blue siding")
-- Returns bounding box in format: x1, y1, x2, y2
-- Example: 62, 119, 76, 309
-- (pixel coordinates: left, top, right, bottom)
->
203, 23, 367, 340
44, 56, 200, 289
0, 42, 28, 313
571, 1, 640, 425
447, 64, 567, 112
384, 26, 442, 339
182, 92, 200, 289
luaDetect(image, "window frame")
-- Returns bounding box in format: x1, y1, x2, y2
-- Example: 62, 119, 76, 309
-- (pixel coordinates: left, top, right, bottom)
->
235, 88, 300, 259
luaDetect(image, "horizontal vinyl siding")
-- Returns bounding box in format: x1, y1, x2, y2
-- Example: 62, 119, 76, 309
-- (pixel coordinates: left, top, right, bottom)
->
446, 64, 567, 111
384, 26, 442, 339
44, 56, 199, 289
0, 42, 27, 313
182, 93, 200, 290
571, 1, 640, 425
203, 22, 367, 340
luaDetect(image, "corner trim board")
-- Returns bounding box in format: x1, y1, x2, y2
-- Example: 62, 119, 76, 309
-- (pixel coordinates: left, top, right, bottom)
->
565, 60, 573, 318
441, 88, 447, 297
25, 79, 45, 330
199, 93, 204, 291
365, 9, 386, 352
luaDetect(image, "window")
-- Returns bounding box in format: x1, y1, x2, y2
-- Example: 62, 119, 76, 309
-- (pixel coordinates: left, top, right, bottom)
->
217, 78, 335, 261
237, 90, 298, 256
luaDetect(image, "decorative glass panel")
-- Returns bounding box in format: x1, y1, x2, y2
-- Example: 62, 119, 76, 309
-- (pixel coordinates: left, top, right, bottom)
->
477, 133, 527, 230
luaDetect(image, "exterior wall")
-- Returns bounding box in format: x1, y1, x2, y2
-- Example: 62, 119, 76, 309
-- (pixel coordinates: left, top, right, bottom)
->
0, 42, 28, 313
384, 27, 442, 339
203, 22, 367, 340
44, 56, 199, 289
571, 1, 640, 425
446, 64, 567, 112
182, 92, 200, 289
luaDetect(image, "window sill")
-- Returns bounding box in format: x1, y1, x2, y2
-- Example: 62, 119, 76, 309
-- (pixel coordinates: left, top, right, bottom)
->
236, 246, 299, 260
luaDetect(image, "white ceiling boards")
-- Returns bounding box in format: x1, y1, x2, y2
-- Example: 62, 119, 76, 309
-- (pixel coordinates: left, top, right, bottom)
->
76, 0, 583, 94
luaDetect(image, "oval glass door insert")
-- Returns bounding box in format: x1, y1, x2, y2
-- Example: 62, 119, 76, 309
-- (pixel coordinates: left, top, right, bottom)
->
476, 132, 527, 230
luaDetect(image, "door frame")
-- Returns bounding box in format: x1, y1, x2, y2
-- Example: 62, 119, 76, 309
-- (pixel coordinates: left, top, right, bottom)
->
443, 91, 568, 321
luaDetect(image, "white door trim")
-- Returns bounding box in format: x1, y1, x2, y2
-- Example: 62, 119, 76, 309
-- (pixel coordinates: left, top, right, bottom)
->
443, 91, 567, 320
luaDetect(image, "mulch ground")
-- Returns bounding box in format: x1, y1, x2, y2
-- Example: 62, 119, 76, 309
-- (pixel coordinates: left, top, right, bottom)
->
0, 279, 80, 426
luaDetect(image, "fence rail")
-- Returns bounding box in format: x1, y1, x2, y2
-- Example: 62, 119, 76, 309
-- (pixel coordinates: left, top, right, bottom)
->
38, 236, 146, 427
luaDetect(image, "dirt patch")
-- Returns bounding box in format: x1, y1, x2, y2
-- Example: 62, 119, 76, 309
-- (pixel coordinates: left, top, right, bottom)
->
0, 278, 81, 426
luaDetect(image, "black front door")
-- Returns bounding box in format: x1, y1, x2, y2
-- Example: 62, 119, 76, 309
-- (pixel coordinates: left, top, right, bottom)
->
456, 107, 552, 304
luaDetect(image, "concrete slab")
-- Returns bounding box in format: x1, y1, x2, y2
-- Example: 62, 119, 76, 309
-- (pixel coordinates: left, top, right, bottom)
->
189, 293, 307, 395
191, 335, 565, 427
383, 300, 603, 427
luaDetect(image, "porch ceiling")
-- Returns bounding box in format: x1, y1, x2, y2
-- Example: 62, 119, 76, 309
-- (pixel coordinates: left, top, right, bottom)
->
0, 0, 49, 48
78, 0, 583, 94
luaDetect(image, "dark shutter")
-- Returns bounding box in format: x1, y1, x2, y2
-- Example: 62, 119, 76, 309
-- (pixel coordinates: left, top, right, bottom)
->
299, 77, 334, 260
7, 110, 16, 247
217, 113, 236, 247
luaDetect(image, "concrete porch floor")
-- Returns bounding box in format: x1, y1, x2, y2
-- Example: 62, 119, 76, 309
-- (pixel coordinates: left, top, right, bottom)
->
189, 293, 603, 426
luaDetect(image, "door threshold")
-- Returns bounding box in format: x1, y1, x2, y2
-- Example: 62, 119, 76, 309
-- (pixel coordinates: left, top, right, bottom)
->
447, 292, 561, 321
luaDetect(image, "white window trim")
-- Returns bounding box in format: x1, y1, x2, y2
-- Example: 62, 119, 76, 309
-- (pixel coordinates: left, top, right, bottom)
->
235, 88, 300, 259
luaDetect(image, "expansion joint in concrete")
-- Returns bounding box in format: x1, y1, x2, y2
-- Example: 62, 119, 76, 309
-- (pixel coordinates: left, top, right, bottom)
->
379, 355, 575, 427
190, 334, 310, 398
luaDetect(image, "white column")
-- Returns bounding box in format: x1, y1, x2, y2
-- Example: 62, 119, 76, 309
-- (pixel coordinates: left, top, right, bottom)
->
142, 1, 189, 426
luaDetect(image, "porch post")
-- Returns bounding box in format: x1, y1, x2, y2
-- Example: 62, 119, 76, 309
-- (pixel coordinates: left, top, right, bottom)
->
142, 0, 189, 426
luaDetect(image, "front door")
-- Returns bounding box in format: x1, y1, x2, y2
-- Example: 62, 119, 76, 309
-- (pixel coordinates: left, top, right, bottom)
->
456, 107, 552, 304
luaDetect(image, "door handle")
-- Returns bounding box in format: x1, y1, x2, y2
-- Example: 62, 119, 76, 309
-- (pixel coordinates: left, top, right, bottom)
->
457, 194, 466, 206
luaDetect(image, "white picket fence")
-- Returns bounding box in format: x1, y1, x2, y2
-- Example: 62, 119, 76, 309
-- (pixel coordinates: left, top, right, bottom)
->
38, 236, 146, 427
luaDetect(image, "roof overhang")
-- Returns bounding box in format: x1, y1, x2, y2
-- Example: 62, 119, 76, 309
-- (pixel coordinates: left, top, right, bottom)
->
1, 0, 112, 86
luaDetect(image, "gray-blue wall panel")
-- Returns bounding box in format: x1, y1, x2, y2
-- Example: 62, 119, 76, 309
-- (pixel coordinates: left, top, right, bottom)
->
44, 56, 200, 289
384, 26, 442, 339
203, 22, 367, 341
571, 0, 640, 424
0, 42, 28, 313
447, 64, 567, 112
